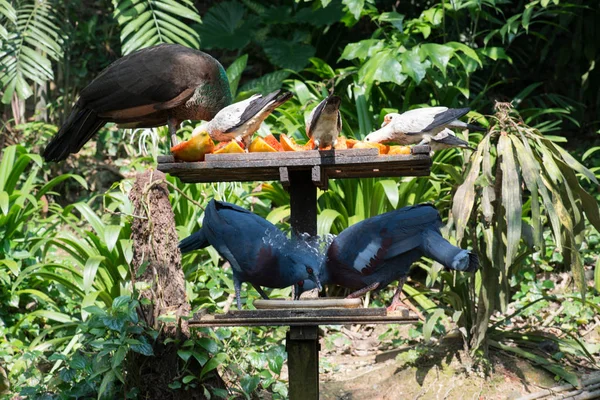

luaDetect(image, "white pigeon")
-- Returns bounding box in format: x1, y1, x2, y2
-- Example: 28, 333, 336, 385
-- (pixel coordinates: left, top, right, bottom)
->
193, 89, 292, 148
364, 106, 484, 145
305, 95, 342, 149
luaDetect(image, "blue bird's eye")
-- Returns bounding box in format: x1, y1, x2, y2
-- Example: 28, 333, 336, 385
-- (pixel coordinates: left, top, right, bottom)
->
307, 267, 313, 274
298, 280, 304, 287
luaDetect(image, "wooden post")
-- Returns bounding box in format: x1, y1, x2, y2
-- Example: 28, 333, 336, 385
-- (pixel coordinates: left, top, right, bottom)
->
289, 170, 317, 237
287, 170, 320, 399
286, 326, 319, 400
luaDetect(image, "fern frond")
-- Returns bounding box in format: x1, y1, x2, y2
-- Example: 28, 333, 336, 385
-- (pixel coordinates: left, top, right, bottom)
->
0, 0, 63, 104
112, 0, 201, 55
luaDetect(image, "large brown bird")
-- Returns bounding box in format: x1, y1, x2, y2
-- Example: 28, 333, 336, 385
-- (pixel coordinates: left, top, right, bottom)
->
43, 44, 232, 162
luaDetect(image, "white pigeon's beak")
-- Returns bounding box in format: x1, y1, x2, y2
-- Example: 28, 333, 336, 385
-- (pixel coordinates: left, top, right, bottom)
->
365, 125, 392, 143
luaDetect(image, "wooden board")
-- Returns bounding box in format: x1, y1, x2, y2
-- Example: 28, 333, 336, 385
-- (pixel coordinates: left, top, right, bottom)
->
253, 298, 362, 309
157, 146, 432, 185
190, 307, 418, 327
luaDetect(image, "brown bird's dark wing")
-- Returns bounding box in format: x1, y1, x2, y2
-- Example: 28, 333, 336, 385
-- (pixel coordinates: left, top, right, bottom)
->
81, 44, 210, 117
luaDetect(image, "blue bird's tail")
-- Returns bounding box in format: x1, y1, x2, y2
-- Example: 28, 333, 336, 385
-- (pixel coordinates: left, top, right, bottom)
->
179, 229, 209, 254
421, 229, 479, 272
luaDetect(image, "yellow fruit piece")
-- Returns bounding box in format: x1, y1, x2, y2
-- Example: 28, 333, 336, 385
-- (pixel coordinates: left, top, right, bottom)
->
248, 137, 278, 153
170, 131, 215, 162
213, 140, 245, 154
388, 145, 412, 155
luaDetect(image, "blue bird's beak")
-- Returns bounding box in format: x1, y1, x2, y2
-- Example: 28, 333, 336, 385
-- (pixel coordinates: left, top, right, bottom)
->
314, 275, 322, 292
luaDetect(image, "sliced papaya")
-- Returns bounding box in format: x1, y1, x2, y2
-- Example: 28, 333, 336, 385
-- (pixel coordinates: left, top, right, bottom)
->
303, 137, 333, 150
346, 138, 358, 148
263, 134, 284, 151
213, 140, 245, 154
352, 141, 389, 155
249, 137, 278, 153
334, 136, 348, 150
170, 131, 215, 162
280, 134, 302, 151
388, 145, 412, 155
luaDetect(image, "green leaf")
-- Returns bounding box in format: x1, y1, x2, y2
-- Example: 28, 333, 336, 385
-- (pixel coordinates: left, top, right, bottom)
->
498, 135, 522, 267
114, 0, 201, 54
317, 209, 343, 236
400, 48, 430, 84
340, 39, 384, 61
239, 70, 290, 95
447, 42, 482, 67
178, 350, 192, 362
595, 258, 600, 294
379, 11, 404, 31
420, 43, 454, 76
182, 375, 196, 384
83, 256, 104, 293
226, 54, 248, 97
198, 1, 256, 50
196, 338, 218, 354
342, 0, 364, 20
98, 370, 115, 400
263, 38, 315, 71
240, 375, 260, 394
112, 346, 127, 369
480, 47, 513, 63
0, 190, 8, 215
104, 225, 121, 253
200, 353, 227, 379
359, 50, 406, 87
423, 309, 445, 342
452, 135, 487, 242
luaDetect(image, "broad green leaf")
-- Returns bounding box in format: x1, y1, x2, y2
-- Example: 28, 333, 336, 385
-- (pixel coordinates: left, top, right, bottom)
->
359, 50, 406, 87
226, 54, 248, 97
400, 48, 430, 84
480, 47, 513, 63
379, 11, 404, 31
73, 203, 104, 237
200, 353, 227, 379
447, 42, 482, 67
263, 38, 315, 71
340, 39, 384, 61
196, 338, 218, 354
112, 346, 127, 369
81, 291, 99, 321
420, 43, 454, 75
198, 1, 256, 50
342, 0, 364, 20
239, 70, 290, 95
83, 256, 104, 293
98, 370, 115, 400
37, 173, 88, 198
240, 375, 260, 394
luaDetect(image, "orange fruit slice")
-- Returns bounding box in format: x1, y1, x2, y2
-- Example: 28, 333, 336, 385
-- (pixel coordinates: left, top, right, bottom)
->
334, 136, 348, 150
213, 140, 245, 154
170, 131, 215, 162
280, 134, 303, 151
352, 141, 389, 154
248, 137, 278, 153
263, 134, 284, 151
388, 146, 412, 155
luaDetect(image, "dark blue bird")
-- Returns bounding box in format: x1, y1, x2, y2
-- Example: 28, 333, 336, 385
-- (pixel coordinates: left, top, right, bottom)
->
294, 204, 478, 311
180, 200, 322, 309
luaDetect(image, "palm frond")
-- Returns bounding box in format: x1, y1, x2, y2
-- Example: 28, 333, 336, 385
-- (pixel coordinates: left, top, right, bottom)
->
112, 0, 201, 55
0, 0, 63, 104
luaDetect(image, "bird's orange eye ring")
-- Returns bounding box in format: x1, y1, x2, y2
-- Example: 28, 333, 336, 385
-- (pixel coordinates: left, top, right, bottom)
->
307, 267, 313, 274
384, 115, 393, 123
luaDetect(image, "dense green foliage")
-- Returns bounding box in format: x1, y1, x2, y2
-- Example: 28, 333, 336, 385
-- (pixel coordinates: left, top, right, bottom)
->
1, 0, 599, 398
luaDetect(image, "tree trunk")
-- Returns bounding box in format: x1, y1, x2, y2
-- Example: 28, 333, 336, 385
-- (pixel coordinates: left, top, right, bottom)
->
127, 170, 224, 399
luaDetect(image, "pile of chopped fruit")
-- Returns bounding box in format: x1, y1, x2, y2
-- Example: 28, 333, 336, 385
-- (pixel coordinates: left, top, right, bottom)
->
171, 133, 412, 162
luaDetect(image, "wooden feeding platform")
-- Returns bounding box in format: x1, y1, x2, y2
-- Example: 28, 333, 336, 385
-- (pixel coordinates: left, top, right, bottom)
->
157, 145, 432, 190
190, 302, 418, 400
159, 144, 432, 399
